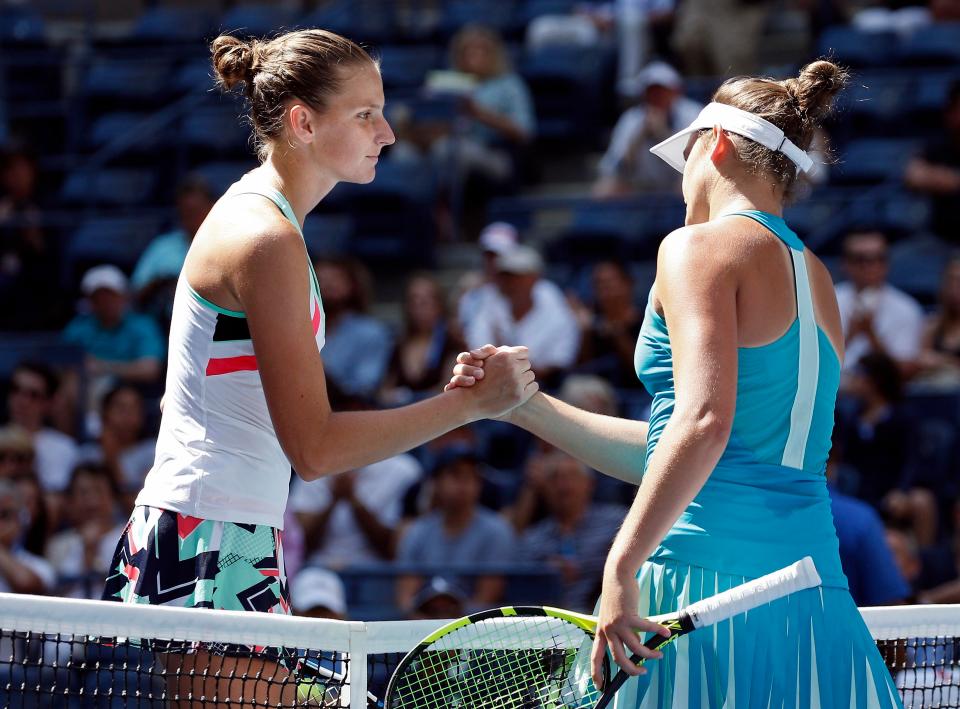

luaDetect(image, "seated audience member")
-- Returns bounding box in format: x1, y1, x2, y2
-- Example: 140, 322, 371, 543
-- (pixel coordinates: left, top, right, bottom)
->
290, 443, 422, 569
917, 255, 960, 387
406, 576, 468, 620
131, 174, 215, 328
838, 352, 939, 546
46, 463, 125, 599
381, 273, 466, 406
517, 452, 625, 612
463, 246, 580, 384
905, 79, 960, 242
0, 426, 50, 556
3, 361, 77, 495
314, 257, 394, 400
572, 260, 645, 387
0, 139, 63, 330
395, 446, 514, 614
827, 449, 910, 606
0, 479, 54, 594
77, 384, 156, 506
835, 231, 924, 374
593, 61, 701, 197
63, 265, 165, 406
290, 566, 348, 620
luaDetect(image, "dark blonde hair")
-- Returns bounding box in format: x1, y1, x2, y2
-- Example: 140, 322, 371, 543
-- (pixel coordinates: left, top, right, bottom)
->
449, 24, 510, 79
211, 29, 376, 159
709, 60, 849, 192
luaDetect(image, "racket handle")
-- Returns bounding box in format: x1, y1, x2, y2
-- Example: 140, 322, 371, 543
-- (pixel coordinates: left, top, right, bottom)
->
593, 616, 689, 709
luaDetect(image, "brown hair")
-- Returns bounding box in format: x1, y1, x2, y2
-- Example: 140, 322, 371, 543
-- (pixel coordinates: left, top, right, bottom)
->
211, 29, 376, 159
709, 60, 849, 192
449, 24, 510, 79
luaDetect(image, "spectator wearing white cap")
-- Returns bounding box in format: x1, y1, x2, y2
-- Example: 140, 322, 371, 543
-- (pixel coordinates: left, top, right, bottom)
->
290, 566, 348, 620
456, 221, 520, 328
463, 245, 580, 383
593, 61, 702, 197
62, 265, 165, 389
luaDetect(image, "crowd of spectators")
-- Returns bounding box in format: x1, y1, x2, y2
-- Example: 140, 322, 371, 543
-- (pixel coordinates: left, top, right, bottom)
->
1, 0, 960, 619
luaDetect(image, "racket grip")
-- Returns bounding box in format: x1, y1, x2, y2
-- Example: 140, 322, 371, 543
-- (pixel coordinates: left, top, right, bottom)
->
593, 622, 686, 709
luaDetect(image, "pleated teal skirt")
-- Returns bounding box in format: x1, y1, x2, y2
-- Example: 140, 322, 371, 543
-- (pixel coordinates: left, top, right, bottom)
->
609, 559, 903, 709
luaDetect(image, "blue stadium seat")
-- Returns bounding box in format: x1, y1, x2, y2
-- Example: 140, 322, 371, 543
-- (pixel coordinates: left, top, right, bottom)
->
60, 168, 158, 207
300, 0, 394, 41
377, 45, 444, 89
440, 0, 521, 37
192, 160, 258, 198
175, 58, 218, 94
520, 0, 578, 25
888, 234, 951, 304
67, 215, 164, 275
181, 102, 253, 155
0, 6, 45, 42
817, 26, 899, 68
133, 6, 214, 42
831, 138, 920, 184
838, 71, 913, 137
301, 214, 355, 259
219, 4, 299, 36
0, 333, 84, 381
81, 56, 176, 102
88, 111, 169, 152
521, 44, 610, 142
899, 22, 960, 66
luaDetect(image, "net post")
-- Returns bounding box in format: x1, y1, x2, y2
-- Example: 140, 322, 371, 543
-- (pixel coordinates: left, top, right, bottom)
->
350, 621, 369, 709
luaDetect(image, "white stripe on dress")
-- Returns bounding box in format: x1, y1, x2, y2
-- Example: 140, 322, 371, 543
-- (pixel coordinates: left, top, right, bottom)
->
781, 247, 820, 469
810, 618, 822, 709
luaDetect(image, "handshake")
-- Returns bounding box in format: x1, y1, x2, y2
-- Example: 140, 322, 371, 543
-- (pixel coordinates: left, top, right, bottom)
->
443, 344, 539, 421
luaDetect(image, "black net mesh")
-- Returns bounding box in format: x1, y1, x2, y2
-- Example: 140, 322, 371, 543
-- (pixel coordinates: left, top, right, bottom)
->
877, 637, 960, 709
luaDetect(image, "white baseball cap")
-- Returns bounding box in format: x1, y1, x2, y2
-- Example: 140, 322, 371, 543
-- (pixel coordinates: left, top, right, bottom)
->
636, 61, 683, 92
496, 245, 543, 275
290, 567, 347, 616
81, 264, 129, 295
649, 102, 815, 175
479, 222, 519, 255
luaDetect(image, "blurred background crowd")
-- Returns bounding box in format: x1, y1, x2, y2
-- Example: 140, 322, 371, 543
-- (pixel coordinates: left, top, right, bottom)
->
1, 0, 960, 621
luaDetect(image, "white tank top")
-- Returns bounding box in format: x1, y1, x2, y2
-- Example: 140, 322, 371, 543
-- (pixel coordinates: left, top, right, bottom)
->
136, 180, 325, 528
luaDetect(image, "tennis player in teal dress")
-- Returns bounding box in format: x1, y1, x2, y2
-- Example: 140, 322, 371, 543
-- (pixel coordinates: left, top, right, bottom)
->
450, 60, 902, 707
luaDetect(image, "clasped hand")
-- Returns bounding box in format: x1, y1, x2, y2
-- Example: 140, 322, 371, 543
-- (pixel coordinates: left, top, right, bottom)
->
444, 344, 538, 420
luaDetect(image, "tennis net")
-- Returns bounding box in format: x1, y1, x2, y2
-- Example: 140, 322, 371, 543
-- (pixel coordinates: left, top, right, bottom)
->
0, 594, 956, 708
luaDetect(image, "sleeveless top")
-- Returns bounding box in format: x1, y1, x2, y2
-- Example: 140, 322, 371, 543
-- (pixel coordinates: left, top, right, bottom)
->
634, 210, 847, 588
136, 178, 325, 529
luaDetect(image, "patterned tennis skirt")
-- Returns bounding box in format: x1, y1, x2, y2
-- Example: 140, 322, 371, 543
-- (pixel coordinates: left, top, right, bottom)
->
610, 558, 904, 709
102, 506, 291, 660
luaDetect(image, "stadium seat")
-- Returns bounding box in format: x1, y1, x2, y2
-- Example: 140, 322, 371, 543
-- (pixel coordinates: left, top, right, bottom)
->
0, 333, 84, 381
132, 6, 214, 42
301, 214, 355, 259
0, 6, 45, 42
181, 101, 253, 156
300, 0, 394, 42
831, 138, 921, 184
81, 56, 176, 103
66, 215, 164, 277
377, 45, 444, 90
817, 26, 899, 68
59, 168, 157, 207
174, 58, 218, 94
440, 0, 522, 37
87, 111, 169, 152
192, 160, 258, 198
899, 22, 960, 66
519, 0, 578, 25
219, 4, 300, 37
887, 234, 951, 304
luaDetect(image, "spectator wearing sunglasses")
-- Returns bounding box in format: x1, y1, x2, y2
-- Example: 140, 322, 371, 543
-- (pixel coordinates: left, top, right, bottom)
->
835, 231, 923, 375
3, 362, 78, 495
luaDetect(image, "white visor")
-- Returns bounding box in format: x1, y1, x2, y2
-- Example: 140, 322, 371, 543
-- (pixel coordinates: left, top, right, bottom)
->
650, 102, 815, 175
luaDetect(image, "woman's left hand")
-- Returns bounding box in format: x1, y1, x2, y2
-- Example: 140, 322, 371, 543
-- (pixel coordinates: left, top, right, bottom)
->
444, 344, 498, 391
590, 565, 671, 688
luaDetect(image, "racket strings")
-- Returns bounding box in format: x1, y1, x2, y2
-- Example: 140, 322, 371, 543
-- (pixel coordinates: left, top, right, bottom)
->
391, 616, 602, 708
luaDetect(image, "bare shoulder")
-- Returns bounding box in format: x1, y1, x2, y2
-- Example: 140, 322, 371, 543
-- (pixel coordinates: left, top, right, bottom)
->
187, 196, 306, 308
658, 223, 740, 274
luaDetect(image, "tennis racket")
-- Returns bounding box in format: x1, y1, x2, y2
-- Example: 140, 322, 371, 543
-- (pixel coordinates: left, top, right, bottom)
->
383, 556, 821, 709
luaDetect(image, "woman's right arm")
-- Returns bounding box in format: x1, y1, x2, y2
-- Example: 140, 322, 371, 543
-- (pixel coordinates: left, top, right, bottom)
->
235, 226, 536, 481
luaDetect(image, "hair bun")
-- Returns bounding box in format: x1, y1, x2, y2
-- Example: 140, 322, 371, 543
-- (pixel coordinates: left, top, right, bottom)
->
211, 34, 258, 91
788, 60, 849, 124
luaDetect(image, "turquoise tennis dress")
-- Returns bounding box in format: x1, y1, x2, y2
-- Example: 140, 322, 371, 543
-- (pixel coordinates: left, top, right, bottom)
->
618, 211, 902, 708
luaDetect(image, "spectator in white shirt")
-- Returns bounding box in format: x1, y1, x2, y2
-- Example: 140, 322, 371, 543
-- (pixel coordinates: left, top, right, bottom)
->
835, 231, 924, 375
463, 245, 580, 385
4, 362, 77, 496
0, 479, 54, 594
593, 61, 702, 197
290, 452, 423, 570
